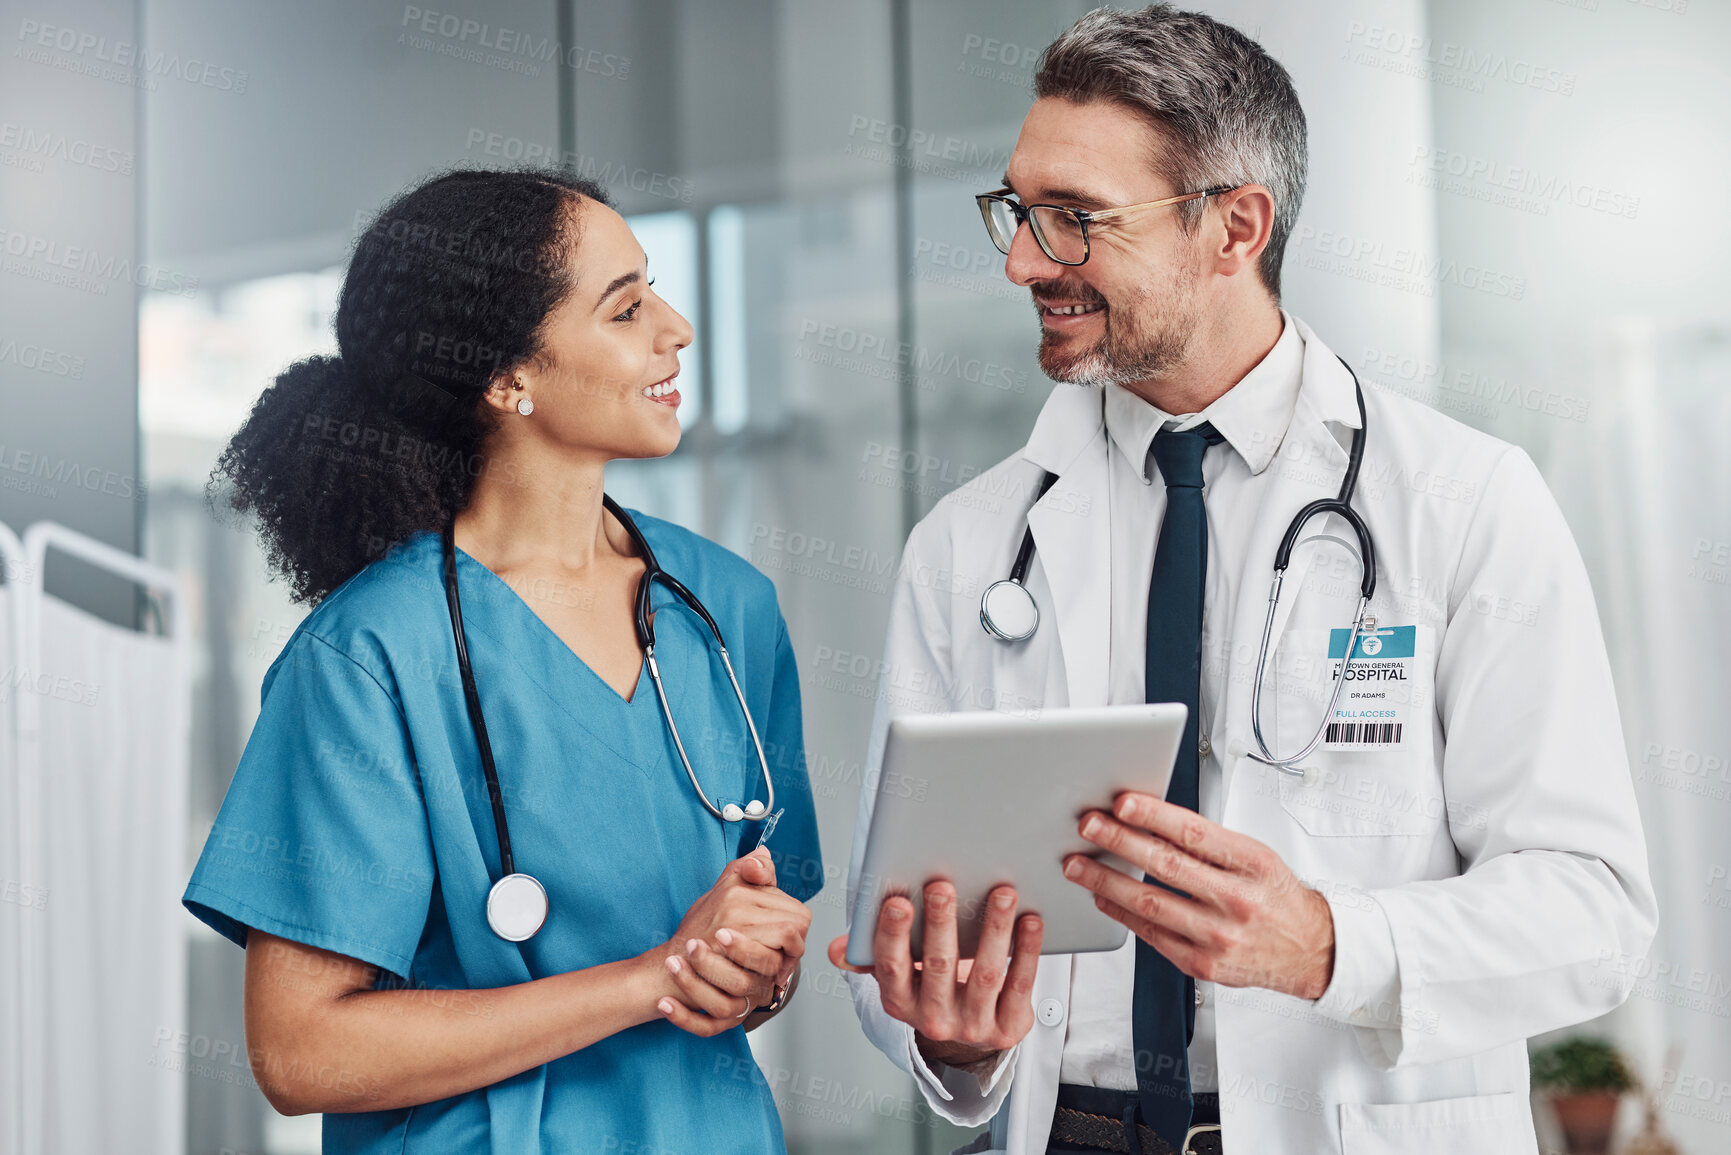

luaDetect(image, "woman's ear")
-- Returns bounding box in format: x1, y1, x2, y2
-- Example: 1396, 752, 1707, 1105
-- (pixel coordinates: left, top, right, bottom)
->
477, 373, 526, 418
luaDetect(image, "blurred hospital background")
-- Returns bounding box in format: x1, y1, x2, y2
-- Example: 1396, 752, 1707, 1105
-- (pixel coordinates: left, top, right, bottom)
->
1, 0, 1727, 1152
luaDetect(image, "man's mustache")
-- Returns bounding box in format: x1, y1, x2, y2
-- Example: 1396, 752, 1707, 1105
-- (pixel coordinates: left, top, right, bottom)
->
1029, 280, 1108, 308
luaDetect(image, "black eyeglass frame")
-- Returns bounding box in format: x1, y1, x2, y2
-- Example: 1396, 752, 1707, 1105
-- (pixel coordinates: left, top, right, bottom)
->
975, 184, 1243, 266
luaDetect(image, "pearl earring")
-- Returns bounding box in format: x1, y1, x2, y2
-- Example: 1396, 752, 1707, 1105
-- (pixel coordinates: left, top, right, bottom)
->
516, 398, 534, 416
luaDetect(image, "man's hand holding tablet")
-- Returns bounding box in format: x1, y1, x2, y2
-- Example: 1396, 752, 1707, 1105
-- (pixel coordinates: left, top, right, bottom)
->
1063, 792, 1337, 1000
828, 704, 1187, 1072
828, 881, 1043, 1069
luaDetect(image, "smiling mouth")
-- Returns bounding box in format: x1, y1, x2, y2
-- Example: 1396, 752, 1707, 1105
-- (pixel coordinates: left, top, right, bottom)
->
642, 372, 680, 406
1036, 296, 1106, 326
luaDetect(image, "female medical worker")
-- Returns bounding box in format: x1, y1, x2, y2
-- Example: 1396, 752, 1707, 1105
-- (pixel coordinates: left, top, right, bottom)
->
181, 168, 822, 1154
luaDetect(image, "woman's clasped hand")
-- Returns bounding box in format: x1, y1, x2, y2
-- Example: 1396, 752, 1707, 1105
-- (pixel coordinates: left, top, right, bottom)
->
648, 847, 813, 1036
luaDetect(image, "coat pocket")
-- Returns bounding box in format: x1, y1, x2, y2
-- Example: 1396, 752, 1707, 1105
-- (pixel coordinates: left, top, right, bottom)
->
1339, 1091, 1532, 1155
1275, 754, 1442, 837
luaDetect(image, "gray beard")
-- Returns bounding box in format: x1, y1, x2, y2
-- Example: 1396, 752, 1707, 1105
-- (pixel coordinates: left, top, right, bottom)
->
1037, 309, 1195, 387
1034, 260, 1201, 388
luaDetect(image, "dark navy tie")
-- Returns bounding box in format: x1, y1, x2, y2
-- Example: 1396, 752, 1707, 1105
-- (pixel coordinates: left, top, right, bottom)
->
1132, 422, 1221, 1147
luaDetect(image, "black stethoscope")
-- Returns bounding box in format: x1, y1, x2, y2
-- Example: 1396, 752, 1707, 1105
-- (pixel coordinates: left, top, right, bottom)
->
443, 495, 775, 942
978, 361, 1378, 778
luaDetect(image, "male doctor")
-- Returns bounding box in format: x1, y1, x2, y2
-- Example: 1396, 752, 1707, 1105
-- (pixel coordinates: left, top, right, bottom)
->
831, 6, 1655, 1155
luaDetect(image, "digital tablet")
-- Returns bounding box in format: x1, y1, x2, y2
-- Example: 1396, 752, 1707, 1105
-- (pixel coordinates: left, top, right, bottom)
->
844, 703, 1186, 968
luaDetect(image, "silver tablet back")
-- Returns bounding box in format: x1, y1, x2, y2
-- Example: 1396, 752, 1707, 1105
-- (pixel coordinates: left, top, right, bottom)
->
845, 703, 1186, 967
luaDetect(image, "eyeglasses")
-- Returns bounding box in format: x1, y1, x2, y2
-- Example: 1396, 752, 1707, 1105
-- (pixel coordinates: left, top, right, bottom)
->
975, 184, 1241, 266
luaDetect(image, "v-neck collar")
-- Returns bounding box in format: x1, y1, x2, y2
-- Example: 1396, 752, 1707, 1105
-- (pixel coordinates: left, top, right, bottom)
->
450, 542, 660, 710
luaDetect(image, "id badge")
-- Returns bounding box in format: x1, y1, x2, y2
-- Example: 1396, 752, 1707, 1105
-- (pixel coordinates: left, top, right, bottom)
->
1323, 624, 1418, 750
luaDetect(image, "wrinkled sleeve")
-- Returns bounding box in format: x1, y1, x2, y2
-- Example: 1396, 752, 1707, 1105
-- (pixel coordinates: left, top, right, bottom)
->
182, 632, 435, 978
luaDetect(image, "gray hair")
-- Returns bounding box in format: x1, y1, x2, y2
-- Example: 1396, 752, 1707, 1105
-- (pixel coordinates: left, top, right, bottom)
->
1035, 5, 1307, 297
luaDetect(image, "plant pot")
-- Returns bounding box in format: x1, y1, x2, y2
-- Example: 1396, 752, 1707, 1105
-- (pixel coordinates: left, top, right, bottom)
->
1552, 1091, 1621, 1155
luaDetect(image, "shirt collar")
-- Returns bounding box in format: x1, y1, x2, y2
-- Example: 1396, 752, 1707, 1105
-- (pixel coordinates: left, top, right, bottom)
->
1103, 308, 1306, 482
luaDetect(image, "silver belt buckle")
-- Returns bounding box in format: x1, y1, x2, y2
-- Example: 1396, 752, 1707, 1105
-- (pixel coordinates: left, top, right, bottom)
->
1182, 1122, 1222, 1155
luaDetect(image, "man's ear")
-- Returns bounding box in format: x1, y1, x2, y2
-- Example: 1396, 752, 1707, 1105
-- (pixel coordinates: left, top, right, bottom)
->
1213, 184, 1275, 279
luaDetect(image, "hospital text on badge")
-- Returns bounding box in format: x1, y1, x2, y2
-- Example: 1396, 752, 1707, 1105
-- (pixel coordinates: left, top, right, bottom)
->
1324, 625, 1417, 749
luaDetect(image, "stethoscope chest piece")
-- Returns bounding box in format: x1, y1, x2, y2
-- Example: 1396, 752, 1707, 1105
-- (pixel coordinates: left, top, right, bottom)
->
979, 578, 1040, 642
486, 872, 549, 942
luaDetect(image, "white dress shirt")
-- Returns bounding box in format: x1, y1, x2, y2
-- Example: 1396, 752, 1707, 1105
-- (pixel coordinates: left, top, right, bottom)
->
911, 309, 1401, 1105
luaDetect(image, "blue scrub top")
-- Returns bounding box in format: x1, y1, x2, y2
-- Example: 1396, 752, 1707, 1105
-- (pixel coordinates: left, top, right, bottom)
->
183, 515, 823, 1155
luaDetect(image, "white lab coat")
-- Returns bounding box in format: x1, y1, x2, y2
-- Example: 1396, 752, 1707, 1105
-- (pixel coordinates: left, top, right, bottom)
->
844, 317, 1656, 1155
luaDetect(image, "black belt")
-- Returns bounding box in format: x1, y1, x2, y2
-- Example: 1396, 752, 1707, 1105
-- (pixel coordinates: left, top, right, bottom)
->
1047, 1085, 1221, 1155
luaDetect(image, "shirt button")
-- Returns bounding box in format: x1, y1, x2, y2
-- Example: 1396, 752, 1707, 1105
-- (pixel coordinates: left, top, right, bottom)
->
1198, 736, 1212, 758
1037, 998, 1065, 1028
1195, 986, 1206, 1007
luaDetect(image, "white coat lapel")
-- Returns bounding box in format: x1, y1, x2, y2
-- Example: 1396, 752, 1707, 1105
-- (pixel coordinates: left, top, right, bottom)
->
1022, 387, 1112, 711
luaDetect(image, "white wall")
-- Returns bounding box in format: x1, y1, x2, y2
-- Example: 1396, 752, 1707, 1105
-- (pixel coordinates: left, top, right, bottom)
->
1428, 3, 1731, 1151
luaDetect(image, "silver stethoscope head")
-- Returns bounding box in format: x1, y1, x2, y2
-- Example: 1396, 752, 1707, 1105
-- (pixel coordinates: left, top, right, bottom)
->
979, 471, 1060, 642
486, 873, 549, 942
979, 578, 1040, 642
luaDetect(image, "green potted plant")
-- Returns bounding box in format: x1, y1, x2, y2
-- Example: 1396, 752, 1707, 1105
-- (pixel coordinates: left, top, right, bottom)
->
1530, 1036, 1633, 1155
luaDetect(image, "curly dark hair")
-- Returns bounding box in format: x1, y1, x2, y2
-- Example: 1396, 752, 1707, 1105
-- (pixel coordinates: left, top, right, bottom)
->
212, 168, 615, 605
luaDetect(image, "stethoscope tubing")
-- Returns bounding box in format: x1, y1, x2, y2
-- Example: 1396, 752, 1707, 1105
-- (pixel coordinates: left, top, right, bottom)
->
443, 499, 775, 940
443, 530, 517, 877
1245, 373, 1375, 775
605, 494, 774, 822
980, 362, 1378, 779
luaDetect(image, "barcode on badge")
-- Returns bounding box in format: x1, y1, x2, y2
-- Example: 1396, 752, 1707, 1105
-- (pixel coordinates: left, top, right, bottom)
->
1325, 722, 1403, 744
